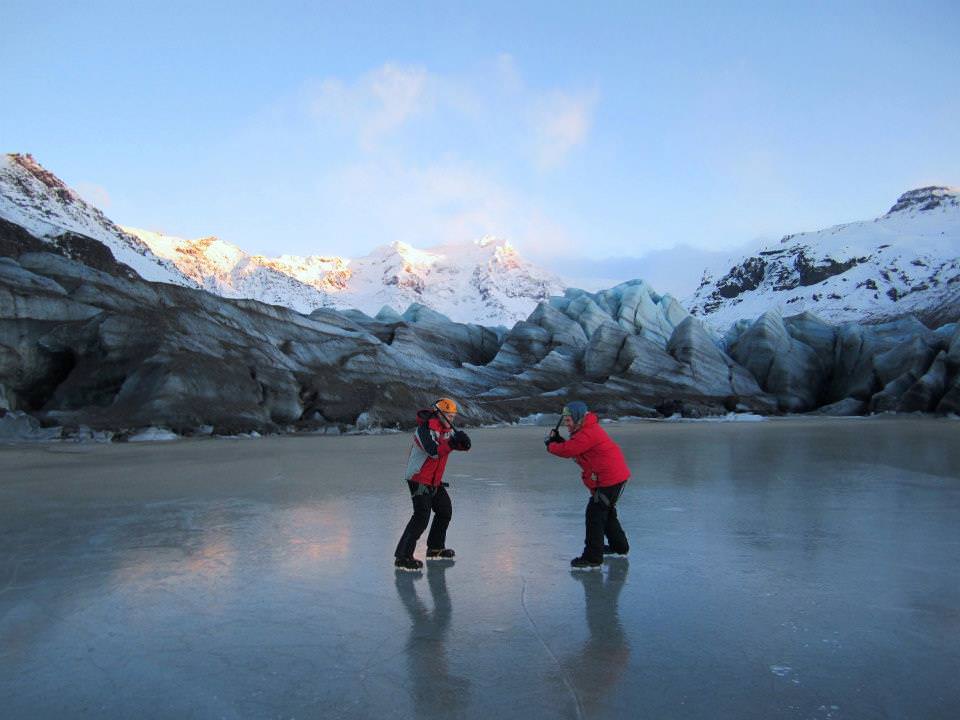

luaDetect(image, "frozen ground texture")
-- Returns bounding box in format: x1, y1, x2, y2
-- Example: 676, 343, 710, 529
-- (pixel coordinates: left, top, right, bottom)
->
1, 418, 958, 719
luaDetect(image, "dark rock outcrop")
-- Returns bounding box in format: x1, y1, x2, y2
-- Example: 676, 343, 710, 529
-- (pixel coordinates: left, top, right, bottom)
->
688, 186, 960, 331
898, 351, 948, 412
887, 187, 960, 215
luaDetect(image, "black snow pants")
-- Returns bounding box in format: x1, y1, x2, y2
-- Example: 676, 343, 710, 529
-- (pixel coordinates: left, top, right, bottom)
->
583, 481, 629, 562
394, 481, 452, 559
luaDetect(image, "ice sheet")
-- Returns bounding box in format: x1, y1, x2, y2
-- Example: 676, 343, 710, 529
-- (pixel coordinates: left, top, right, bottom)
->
1, 418, 958, 719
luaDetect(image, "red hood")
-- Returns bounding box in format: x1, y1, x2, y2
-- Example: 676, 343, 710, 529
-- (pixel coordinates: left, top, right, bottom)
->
576, 412, 599, 430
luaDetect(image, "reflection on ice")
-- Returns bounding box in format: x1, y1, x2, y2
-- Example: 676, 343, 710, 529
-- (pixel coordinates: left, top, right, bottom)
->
395, 563, 471, 718
567, 558, 631, 711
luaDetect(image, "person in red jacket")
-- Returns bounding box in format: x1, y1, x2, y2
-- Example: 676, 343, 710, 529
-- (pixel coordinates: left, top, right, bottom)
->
546, 400, 630, 569
394, 397, 471, 571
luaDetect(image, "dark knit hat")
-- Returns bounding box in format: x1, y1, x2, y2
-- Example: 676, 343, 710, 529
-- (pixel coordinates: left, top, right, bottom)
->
561, 401, 588, 423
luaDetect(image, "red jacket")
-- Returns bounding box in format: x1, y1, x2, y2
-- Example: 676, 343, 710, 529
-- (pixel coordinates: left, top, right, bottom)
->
404, 411, 453, 486
547, 412, 630, 489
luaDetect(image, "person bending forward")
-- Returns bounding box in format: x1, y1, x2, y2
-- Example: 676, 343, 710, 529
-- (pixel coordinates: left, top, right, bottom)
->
546, 401, 630, 570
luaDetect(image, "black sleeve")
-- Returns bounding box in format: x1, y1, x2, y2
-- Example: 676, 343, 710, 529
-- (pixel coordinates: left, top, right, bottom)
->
417, 423, 440, 457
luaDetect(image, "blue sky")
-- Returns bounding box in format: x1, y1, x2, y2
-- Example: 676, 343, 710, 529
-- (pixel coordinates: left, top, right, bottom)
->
3, 1, 958, 295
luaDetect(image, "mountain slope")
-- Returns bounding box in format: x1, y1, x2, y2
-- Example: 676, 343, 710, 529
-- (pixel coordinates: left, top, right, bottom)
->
0, 154, 194, 287
687, 187, 960, 331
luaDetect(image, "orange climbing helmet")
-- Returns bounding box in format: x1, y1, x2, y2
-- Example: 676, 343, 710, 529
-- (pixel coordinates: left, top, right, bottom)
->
434, 397, 458, 414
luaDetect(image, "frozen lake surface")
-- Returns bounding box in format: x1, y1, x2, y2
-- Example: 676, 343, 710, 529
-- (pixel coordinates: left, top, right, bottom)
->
2, 417, 959, 719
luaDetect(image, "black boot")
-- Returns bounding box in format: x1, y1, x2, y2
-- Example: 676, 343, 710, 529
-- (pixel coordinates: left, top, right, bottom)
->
395, 556, 424, 572
570, 555, 603, 570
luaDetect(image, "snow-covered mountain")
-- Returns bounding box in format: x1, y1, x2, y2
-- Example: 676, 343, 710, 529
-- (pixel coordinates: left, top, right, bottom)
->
0, 154, 195, 287
338, 237, 564, 325
119, 228, 340, 313
7, 153, 957, 331
687, 187, 960, 331
124, 227, 565, 325
0, 153, 564, 326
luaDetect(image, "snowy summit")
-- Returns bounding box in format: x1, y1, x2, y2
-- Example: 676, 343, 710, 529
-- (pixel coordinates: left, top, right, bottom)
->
125, 229, 565, 326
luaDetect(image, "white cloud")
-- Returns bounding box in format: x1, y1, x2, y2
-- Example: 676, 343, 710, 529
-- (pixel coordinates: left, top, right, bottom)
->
314, 154, 585, 261
308, 63, 431, 150
74, 182, 112, 209
305, 60, 597, 170
364, 64, 431, 144
536, 243, 754, 298
532, 90, 599, 169
235, 59, 604, 255
325, 157, 516, 247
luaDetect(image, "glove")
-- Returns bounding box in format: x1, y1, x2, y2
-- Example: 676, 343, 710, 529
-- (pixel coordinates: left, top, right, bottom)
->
450, 429, 471, 451
545, 429, 564, 447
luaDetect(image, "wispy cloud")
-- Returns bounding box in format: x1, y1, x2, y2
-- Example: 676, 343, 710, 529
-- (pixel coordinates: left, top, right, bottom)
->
306, 59, 596, 169
308, 63, 431, 150
226, 58, 601, 255
323, 158, 518, 247
74, 182, 112, 209
532, 89, 599, 169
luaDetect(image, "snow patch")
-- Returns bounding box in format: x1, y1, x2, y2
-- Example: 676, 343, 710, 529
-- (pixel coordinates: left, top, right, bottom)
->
128, 427, 179, 442
0, 411, 62, 443
516, 413, 558, 426
663, 412, 767, 423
